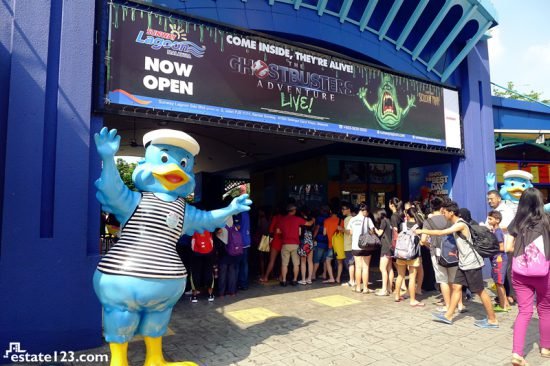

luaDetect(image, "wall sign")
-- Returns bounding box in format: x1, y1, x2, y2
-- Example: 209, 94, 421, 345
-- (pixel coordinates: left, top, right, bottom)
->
106, 3, 462, 150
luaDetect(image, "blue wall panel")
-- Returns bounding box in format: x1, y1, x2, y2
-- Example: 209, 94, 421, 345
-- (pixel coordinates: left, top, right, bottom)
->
452, 39, 495, 221
0, 0, 101, 356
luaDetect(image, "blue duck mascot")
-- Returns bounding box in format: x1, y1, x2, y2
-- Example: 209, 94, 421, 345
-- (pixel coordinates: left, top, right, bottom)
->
93, 127, 252, 366
487, 169, 550, 213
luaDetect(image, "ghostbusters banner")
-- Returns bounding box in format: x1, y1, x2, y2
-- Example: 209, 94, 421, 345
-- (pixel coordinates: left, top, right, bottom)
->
106, 3, 462, 150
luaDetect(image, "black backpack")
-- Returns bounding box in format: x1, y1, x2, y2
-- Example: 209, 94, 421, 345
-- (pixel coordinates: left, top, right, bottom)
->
458, 219, 500, 258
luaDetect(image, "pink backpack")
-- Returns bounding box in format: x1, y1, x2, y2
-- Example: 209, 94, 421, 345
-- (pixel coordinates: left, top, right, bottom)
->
512, 235, 549, 277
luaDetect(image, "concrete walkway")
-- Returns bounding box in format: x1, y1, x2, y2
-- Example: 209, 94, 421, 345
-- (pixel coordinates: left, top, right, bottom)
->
70, 279, 549, 366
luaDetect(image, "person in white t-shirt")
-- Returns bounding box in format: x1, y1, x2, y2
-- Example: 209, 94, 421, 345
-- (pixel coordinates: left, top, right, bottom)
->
487, 190, 514, 231
346, 202, 375, 294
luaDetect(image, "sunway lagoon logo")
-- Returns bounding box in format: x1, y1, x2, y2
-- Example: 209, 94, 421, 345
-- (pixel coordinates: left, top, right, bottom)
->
135, 27, 206, 59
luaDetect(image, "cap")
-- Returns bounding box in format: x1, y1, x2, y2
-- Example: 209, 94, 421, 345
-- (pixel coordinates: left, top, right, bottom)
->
286, 203, 297, 211
503, 170, 533, 181
143, 129, 200, 156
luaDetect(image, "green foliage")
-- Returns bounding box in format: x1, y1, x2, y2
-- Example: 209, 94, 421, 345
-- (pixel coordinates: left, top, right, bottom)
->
493, 81, 550, 104
116, 158, 137, 191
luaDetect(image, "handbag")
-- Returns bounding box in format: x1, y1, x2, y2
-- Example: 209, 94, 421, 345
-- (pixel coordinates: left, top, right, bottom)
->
258, 235, 271, 252
332, 219, 345, 260
512, 234, 549, 277
298, 228, 314, 257
358, 217, 381, 250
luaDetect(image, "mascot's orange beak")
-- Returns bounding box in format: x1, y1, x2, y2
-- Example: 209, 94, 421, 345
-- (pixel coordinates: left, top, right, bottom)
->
506, 187, 524, 199
152, 164, 189, 191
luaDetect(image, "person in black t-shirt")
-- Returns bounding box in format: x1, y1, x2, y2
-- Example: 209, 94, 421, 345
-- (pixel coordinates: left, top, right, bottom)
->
373, 209, 394, 296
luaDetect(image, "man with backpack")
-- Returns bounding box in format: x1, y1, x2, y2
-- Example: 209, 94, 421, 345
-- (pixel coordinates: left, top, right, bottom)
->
421, 197, 465, 313
416, 201, 498, 328
190, 230, 215, 303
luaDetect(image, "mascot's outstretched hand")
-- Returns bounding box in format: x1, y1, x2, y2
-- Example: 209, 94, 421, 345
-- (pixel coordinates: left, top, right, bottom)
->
486, 172, 496, 191
93, 127, 139, 225
95, 127, 121, 159
183, 193, 252, 235
229, 194, 252, 214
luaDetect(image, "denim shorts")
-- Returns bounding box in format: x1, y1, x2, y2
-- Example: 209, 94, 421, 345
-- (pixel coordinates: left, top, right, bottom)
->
313, 247, 333, 263
344, 251, 355, 267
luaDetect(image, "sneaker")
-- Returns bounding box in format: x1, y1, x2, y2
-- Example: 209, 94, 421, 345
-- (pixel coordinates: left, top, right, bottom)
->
191, 295, 198, 303
280, 281, 287, 287
511, 353, 527, 366
184, 290, 193, 295
290, 280, 298, 286
208, 294, 215, 302
297, 280, 307, 285
432, 312, 453, 325
473, 318, 499, 329
493, 304, 510, 312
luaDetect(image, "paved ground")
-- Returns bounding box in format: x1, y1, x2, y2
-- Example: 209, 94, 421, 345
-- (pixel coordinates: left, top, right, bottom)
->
69, 277, 550, 366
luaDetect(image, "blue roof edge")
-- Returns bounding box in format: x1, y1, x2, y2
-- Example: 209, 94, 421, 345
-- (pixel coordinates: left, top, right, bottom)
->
492, 96, 550, 115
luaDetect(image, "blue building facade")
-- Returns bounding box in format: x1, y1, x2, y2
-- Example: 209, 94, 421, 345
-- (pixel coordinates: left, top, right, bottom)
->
1, 0, 507, 354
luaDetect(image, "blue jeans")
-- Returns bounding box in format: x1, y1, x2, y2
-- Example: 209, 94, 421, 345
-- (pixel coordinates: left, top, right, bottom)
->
237, 247, 249, 289
218, 255, 240, 296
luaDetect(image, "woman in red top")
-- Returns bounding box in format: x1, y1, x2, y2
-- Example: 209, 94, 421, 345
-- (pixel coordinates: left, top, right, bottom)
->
259, 207, 284, 282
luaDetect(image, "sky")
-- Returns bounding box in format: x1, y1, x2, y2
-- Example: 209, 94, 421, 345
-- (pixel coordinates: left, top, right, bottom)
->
487, 0, 550, 101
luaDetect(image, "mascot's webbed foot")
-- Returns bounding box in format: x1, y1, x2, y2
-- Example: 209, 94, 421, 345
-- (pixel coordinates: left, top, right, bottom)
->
143, 336, 198, 366
109, 342, 129, 366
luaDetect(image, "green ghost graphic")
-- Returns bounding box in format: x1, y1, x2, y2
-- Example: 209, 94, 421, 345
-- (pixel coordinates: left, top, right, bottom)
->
358, 74, 416, 131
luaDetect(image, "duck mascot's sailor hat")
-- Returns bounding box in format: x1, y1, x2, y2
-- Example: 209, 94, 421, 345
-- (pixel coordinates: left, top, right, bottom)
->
503, 170, 533, 181
143, 129, 200, 156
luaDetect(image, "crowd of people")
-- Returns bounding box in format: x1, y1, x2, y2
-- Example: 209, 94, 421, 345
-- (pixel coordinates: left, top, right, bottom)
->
103, 187, 550, 366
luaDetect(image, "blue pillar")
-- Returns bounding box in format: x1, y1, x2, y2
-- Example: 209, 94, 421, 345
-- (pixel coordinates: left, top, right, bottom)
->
0, 0, 102, 356
452, 39, 495, 222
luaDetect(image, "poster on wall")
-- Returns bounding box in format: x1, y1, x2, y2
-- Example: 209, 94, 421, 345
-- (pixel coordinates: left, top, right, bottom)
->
340, 161, 367, 183
106, 2, 462, 150
288, 184, 325, 208
369, 163, 395, 184
408, 164, 453, 203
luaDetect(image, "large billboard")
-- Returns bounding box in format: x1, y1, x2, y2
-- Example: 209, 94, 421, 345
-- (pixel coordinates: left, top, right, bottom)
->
106, 3, 462, 150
